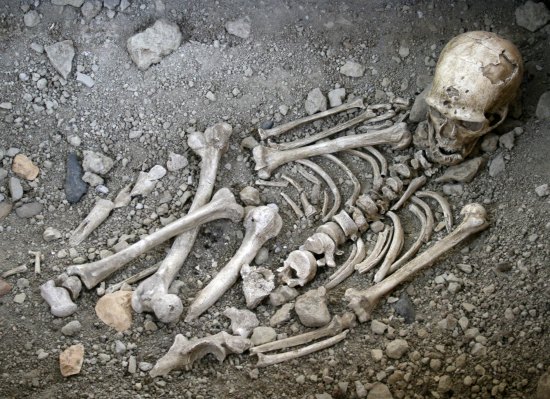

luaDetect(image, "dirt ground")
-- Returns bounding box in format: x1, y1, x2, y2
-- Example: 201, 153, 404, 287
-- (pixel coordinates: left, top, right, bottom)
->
0, 0, 549, 398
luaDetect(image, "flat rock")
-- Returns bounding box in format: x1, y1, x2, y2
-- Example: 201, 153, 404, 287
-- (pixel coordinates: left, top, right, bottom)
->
82, 150, 114, 175
65, 153, 88, 203
81, 0, 102, 19
76, 72, 95, 88
328, 88, 346, 107
515, 1, 550, 32
16, 202, 43, 218
223, 307, 259, 338
436, 157, 484, 183
340, 60, 365, 77
103, 0, 120, 10
24, 10, 40, 27
0, 278, 12, 297
59, 344, 84, 377
43, 227, 62, 242
536, 91, 550, 120
409, 84, 431, 122
270, 302, 294, 327
367, 383, 393, 399
127, 19, 183, 70
269, 285, 299, 306
45, 40, 74, 80
386, 339, 409, 359
95, 291, 133, 332
295, 287, 331, 328
489, 153, 505, 177
250, 326, 277, 346
225, 17, 251, 39
12, 154, 39, 180
61, 320, 82, 336
305, 88, 327, 116
0, 202, 13, 220
9, 177, 23, 201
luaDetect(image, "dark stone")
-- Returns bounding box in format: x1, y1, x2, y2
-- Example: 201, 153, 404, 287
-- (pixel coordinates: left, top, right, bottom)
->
260, 120, 274, 130
65, 152, 88, 204
393, 293, 416, 324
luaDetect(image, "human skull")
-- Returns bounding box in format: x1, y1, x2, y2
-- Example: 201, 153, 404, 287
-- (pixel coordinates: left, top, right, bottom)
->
424, 31, 523, 165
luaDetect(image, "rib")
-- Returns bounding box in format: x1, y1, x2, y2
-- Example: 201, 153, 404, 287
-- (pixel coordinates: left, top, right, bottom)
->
373, 212, 404, 282
416, 190, 453, 233
391, 175, 427, 211
322, 154, 361, 209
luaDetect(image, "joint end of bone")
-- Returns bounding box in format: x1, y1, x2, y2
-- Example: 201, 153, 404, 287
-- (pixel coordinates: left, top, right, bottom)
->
40, 280, 78, 317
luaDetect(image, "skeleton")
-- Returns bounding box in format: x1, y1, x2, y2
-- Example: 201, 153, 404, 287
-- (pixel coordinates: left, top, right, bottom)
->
420, 31, 523, 165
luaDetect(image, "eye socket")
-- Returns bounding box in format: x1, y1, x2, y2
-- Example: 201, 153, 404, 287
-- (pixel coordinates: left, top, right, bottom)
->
459, 120, 485, 131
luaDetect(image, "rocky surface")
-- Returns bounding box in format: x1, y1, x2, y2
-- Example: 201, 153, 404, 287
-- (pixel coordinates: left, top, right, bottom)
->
0, 0, 548, 398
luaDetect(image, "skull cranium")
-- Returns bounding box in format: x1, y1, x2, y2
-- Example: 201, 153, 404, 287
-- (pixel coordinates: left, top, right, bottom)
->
424, 31, 523, 165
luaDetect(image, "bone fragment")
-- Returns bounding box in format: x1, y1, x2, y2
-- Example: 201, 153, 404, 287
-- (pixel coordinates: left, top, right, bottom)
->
355, 225, 392, 274
281, 192, 304, 218
130, 165, 167, 198
40, 280, 77, 317
389, 203, 428, 274
258, 98, 365, 140
316, 221, 346, 246
385, 176, 403, 194
256, 330, 349, 367
326, 238, 366, 290
67, 188, 244, 290
132, 123, 233, 322
185, 205, 282, 321
321, 190, 329, 218
255, 179, 289, 187
347, 203, 488, 322
416, 190, 453, 233
411, 196, 434, 242
323, 154, 361, 209
278, 250, 317, 287
356, 194, 380, 221
241, 264, 275, 308
69, 199, 114, 247
365, 146, 388, 177
373, 211, 404, 283
381, 186, 398, 201
1, 265, 27, 278
345, 150, 383, 191
332, 210, 359, 240
106, 263, 160, 294
55, 273, 82, 300
297, 165, 321, 185
254, 123, 411, 179
271, 108, 379, 150
251, 313, 356, 354
150, 332, 251, 377
391, 176, 427, 211
281, 175, 317, 217
29, 251, 41, 274
351, 206, 369, 233
113, 184, 132, 208
296, 159, 341, 222
392, 163, 411, 179
223, 307, 259, 338
300, 233, 337, 268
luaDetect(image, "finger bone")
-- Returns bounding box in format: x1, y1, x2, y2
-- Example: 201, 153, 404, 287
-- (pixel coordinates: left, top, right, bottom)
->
278, 250, 317, 287
373, 211, 404, 283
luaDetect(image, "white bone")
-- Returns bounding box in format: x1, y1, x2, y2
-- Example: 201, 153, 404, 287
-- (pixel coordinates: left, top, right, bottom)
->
253, 123, 411, 179
381, 186, 398, 201
258, 98, 365, 140
1, 265, 27, 278
223, 307, 259, 338
351, 206, 369, 233
281, 192, 304, 218
355, 194, 380, 221
241, 264, 275, 309
113, 184, 132, 208
411, 196, 434, 242
296, 159, 341, 222
255, 330, 349, 367
365, 146, 388, 177
255, 179, 289, 187
132, 124, 233, 322
130, 165, 167, 198
67, 188, 244, 290
316, 221, 346, 246
55, 273, 82, 300
282, 174, 317, 217
373, 211, 404, 283
296, 165, 321, 185
385, 176, 403, 193
106, 262, 160, 294
355, 225, 392, 274
185, 205, 282, 321
150, 332, 251, 377
346, 203, 489, 322
300, 233, 337, 268
278, 250, 317, 287
416, 190, 453, 233
325, 238, 366, 290
321, 189, 329, 218
29, 251, 41, 274
251, 312, 356, 354
323, 154, 361, 209
332, 210, 358, 240
391, 175, 427, 211
345, 150, 383, 191
69, 199, 114, 247
40, 280, 77, 317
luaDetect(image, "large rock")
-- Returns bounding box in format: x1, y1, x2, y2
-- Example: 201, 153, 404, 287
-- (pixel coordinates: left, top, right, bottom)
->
295, 287, 331, 327
45, 40, 75, 80
435, 157, 485, 183
305, 88, 327, 116
536, 91, 550, 120
127, 19, 183, 70
515, 1, 550, 32
95, 291, 133, 332
59, 344, 84, 377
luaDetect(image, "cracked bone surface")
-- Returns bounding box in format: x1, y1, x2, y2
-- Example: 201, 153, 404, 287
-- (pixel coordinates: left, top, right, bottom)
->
185, 205, 283, 321
69, 199, 115, 247
258, 98, 365, 140
132, 123, 232, 322
40, 280, 78, 317
251, 312, 356, 354
253, 122, 411, 179
278, 249, 317, 287
67, 188, 243, 290
256, 330, 349, 367
300, 232, 337, 268
416, 190, 453, 233
150, 332, 251, 377
373, 211, 404, 283
240, 264, 275, 309
346, 203, 489, 322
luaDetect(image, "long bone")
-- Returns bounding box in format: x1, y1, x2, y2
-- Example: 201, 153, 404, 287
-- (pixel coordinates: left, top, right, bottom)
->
251, 312, 356, 354
365, 146, 388, 177
345, 150, 383, 191
258, 98, 365, 140
67, 188, 244, 290
106, 263, 159, 294
256, 330, 349, 367
132, 123, 232, 322
416, 190, 453, 233
389, 203, 429, 274
322, 154, 361, 209
373, 211, 404, 282
355, 225, 393, 274
69, 199, 115, 247
346, 203, 489, 322
270, 109, 396, 150
325, 238, 366, 290
281, 192, 304, 218
185, 205, 283, 321
253, 122, 412, 179
391, 176, 427, 211
296, 159, 341, 222
411, 196, 434, 242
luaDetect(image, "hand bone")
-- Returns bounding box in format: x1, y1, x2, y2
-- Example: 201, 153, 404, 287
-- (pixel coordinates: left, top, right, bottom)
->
253, 122, 411, 179
346, 203, 489, 322
67, 188, 243, 290
185, 204, 282, 321
132, 123, 232, 322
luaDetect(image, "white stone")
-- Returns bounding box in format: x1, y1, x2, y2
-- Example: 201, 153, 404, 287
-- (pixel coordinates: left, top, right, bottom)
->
76, 72, 95, 88
305, 88, 327, 115
24, 10, 40, 27
340, 60, 365, 78
328, 88, 346, 107
535, 184, 549, 197
385, 339, 409, 359
45, 40, 75, 80
225, 17, 251, 39
515, 1, 550, 32
82, 151, 114, 175
166, 152, 188, 172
